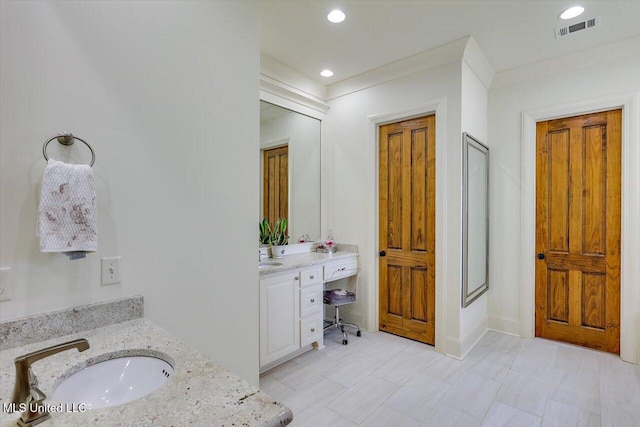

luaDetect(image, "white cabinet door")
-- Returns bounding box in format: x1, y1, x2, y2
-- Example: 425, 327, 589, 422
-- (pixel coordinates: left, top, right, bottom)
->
260, 272, 300, 367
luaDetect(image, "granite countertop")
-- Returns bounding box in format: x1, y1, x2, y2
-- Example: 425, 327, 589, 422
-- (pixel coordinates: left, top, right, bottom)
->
0, 318, 292, 427
259, 249, 358, 276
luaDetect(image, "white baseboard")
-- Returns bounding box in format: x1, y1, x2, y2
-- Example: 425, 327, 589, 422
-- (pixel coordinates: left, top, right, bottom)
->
488, 315, 521, 336
444, 337, 463, 360
445, 321, 488, 359
461, 322, 489, 358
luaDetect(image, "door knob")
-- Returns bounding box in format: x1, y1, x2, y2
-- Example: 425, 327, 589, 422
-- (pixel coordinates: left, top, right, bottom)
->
380, 250, 386, 257
537, 253, 545, 260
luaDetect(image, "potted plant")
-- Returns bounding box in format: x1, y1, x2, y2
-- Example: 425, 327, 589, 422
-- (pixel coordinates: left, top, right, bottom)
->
270, 218, 289, 258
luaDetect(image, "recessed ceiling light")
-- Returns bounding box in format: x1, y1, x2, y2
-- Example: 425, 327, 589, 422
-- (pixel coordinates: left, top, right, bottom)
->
327, 9, 346, 23
320, 69, 334, 78
560, 6, 585, 20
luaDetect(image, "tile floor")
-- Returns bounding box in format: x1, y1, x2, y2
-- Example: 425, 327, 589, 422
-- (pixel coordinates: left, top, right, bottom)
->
260, 329, 640, 427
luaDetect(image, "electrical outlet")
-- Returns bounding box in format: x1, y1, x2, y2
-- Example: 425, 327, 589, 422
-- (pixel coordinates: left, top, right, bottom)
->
0, 267, 12, 302
101, 257, 122, 285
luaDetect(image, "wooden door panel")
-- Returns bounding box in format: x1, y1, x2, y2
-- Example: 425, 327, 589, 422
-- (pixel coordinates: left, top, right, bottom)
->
278, 154, 288, 217
411, 129, 428, 252
266, 156, 277, 219
379, 115, 435, 345
548, 129, 570, 253
535, 109, 621, 354
547, 269, 569, 323
387, 132, 403, 249
409, 267, 429, 323
387, 265, 403, 317
582, 125, 606, 255
582, 273, 605, 330
545, 253, 605, 273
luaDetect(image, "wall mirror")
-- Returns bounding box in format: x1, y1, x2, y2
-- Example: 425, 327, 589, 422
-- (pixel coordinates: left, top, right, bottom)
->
462, 132, 489, 307
260, 100, 321, 241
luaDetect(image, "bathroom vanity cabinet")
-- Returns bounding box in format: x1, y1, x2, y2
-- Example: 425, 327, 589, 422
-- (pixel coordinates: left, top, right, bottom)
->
259, 267, 323, 367
258, 250, 358, 371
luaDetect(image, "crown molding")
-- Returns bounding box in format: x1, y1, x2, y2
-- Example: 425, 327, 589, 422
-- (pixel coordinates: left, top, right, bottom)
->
259, 74, 330, 118
261, 54, 327, 100
492, 35, 640, 89
326, 37, 469, 100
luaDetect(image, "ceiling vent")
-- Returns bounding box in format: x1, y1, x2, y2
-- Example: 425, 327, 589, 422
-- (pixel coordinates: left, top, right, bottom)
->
556, 17, 600, 38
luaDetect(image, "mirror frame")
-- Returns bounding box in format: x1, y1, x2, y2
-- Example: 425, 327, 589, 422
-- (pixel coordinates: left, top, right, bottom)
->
259, 77, 330, 242
259, 92, 324, 242
462, 132, 490, 307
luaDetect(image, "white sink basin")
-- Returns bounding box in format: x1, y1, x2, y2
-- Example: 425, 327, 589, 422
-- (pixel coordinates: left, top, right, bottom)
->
51, 355, 174, 409
259, 260, 282, 269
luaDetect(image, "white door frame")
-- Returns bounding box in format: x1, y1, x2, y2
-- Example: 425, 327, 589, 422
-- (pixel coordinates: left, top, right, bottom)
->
368, 97, 448, 353
520, 92, 640, 364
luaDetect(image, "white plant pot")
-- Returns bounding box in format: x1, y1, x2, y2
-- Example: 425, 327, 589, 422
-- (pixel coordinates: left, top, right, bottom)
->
271, 245, 287, 258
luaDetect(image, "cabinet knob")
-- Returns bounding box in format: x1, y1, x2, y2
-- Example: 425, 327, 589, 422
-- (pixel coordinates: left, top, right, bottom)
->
537, 253, 545, 260
310, 328, 315, 333
310, 275, 314, 279
295, 276, 299, 280
380, 250, 386, 257
310, 298, 315, 303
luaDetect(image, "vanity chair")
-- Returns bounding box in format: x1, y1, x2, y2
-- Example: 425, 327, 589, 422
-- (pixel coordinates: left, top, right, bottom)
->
323, 269, 361, 345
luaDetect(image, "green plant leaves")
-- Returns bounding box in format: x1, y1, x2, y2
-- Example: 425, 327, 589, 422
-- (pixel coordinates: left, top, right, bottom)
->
259, 218, 272, 244
267, 218, 289, 246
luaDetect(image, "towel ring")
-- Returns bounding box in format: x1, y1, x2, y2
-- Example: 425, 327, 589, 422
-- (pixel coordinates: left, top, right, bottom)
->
43, 133, 95, 167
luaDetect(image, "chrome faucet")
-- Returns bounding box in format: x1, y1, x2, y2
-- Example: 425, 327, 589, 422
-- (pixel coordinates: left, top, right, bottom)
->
11, 338, 90, 426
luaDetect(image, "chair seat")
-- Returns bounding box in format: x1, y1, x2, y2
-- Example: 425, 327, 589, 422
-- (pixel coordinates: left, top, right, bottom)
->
324, 289, 356, 305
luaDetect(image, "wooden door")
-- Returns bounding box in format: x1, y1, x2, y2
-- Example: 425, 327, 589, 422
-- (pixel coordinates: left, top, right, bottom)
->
535, 109, 621, 354
379, 115, 436, 345
263, 146, 288, 225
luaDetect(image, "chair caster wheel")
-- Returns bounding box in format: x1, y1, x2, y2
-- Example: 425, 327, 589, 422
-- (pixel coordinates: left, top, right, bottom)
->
342, 339, 348, 345
356, 331, 361, 337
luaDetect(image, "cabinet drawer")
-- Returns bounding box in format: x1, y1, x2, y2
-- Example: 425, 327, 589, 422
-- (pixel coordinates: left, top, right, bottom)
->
300, 286, 322, 317
300, 268, 322, 287
324, 258, 358, 282
300, 316, 322, 347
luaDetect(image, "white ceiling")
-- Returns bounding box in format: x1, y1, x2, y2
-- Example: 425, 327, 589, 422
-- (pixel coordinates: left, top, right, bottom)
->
260, 0, 640, 86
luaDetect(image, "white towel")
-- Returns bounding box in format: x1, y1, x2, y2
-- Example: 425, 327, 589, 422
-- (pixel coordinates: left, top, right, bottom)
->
37, 159, 97, 255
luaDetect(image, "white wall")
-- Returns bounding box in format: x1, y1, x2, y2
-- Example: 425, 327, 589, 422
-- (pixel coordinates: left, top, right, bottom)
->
459, 60, 489, 354
0, 1, 261, 384
488, 42, 640, 362
260, 111, 321, 241
323, 60, 465, 355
